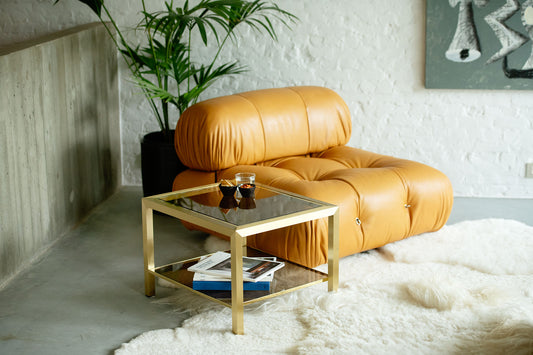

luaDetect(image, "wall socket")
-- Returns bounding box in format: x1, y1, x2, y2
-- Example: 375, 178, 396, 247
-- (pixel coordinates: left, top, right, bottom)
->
526, 163, 533, 178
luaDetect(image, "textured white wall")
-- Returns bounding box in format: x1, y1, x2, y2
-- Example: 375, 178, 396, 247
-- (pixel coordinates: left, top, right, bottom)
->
2, 0, 533, 197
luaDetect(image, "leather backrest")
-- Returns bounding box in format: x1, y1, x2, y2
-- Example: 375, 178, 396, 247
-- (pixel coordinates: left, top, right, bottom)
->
175, 86, 352, 171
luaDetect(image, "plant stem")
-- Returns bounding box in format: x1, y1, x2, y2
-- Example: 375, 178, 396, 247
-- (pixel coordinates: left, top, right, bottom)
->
187, 28, 193, 100
141, 0, 167, 132
100, 2, 165, 132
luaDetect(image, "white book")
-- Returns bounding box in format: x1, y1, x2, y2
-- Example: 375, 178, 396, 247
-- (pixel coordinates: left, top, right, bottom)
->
193, 256, 275, 282
188, 251, 284, 282
192, 272, 273, 291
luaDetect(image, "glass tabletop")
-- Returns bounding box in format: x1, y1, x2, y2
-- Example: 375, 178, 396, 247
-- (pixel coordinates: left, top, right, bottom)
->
158, 184, 326, 227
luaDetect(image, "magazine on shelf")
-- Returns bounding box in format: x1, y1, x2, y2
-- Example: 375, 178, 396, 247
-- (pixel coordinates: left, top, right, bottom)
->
193, 256, 275, 291
192, 272, 272, 291
188, 251, 284, 283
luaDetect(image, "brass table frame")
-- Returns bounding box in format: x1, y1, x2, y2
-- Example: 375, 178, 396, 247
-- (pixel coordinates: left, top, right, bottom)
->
142, 183, 339, 335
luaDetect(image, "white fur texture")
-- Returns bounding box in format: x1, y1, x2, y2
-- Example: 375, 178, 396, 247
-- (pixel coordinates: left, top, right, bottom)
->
203, 235, 231, 253
380, 219, 533, 275
116, 219, 533, 354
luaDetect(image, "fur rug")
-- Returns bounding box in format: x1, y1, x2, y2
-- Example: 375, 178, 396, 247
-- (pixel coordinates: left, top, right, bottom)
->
116, 219, 533, 354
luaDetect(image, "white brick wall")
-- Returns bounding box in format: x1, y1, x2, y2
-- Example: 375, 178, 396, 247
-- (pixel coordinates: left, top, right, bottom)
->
2, 0, 533, 197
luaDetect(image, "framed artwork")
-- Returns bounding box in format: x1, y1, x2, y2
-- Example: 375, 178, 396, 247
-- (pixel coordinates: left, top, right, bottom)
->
426, 0, 533, 90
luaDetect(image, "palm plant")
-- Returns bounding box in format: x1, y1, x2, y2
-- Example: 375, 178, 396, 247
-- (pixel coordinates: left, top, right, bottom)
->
55, 0, 297, 139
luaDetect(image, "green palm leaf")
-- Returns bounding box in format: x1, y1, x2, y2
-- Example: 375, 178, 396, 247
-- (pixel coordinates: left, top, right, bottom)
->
55, 0, 102, 16
59, 0, 298, 133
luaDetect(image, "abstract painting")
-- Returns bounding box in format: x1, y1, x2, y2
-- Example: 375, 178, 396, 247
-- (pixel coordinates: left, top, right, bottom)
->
426, 0, 533, 89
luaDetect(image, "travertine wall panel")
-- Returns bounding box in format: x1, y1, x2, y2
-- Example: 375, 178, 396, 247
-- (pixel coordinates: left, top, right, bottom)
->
0, 23, 120, 287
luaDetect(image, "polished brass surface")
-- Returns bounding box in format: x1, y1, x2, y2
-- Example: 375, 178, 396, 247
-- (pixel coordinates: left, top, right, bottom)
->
231, 232, 244, 334
161, 184, 326, 227
328, 211, 340, 292
142, 183, 339, 334
153, 248, 328, 305
142, 200, 155, 297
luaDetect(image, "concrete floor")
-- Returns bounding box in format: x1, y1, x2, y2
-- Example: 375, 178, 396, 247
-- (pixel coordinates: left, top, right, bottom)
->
0, 186, 532, 355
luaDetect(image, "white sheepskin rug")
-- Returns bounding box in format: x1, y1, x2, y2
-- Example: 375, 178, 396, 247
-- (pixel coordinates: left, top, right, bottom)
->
116, 219, 533, 354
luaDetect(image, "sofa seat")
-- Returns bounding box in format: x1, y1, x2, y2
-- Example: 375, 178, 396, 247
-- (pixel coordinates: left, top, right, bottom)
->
173, 86, 453, 268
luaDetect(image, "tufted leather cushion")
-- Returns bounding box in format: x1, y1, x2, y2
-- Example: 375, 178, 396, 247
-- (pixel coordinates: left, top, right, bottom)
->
175, 86, 351, 171
173, 86, 453, 268
174, 146, 453, 267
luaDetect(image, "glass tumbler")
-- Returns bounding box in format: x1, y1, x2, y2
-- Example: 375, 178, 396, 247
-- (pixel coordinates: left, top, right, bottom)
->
235, 172, 255, 197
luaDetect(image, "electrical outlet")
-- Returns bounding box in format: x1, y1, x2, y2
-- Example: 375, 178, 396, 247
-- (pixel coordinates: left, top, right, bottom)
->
526, 163, 533, 178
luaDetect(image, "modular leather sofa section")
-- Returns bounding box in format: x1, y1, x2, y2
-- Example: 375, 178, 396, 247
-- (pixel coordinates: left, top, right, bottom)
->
173, 86, 453, 268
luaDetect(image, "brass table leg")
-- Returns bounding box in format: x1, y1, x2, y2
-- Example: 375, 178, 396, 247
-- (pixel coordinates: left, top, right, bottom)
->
328, 208, 339, 292
231, 232, 244, 335
142, 200, 155, 297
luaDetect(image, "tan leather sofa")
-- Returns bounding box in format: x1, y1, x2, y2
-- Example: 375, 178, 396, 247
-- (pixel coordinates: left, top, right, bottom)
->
173, 86, 453, 268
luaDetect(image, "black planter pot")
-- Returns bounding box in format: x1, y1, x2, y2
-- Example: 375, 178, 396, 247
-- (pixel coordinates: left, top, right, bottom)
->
141, 130, 187, 197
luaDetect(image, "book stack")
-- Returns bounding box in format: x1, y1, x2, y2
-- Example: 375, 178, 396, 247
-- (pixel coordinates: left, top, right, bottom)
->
188, 251, 285, 291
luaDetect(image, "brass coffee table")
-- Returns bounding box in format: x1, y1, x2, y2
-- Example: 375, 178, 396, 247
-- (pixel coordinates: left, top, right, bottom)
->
142, 183, 339, 335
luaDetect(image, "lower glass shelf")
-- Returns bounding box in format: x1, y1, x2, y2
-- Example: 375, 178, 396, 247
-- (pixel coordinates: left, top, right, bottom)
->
153, 249, 328, 306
